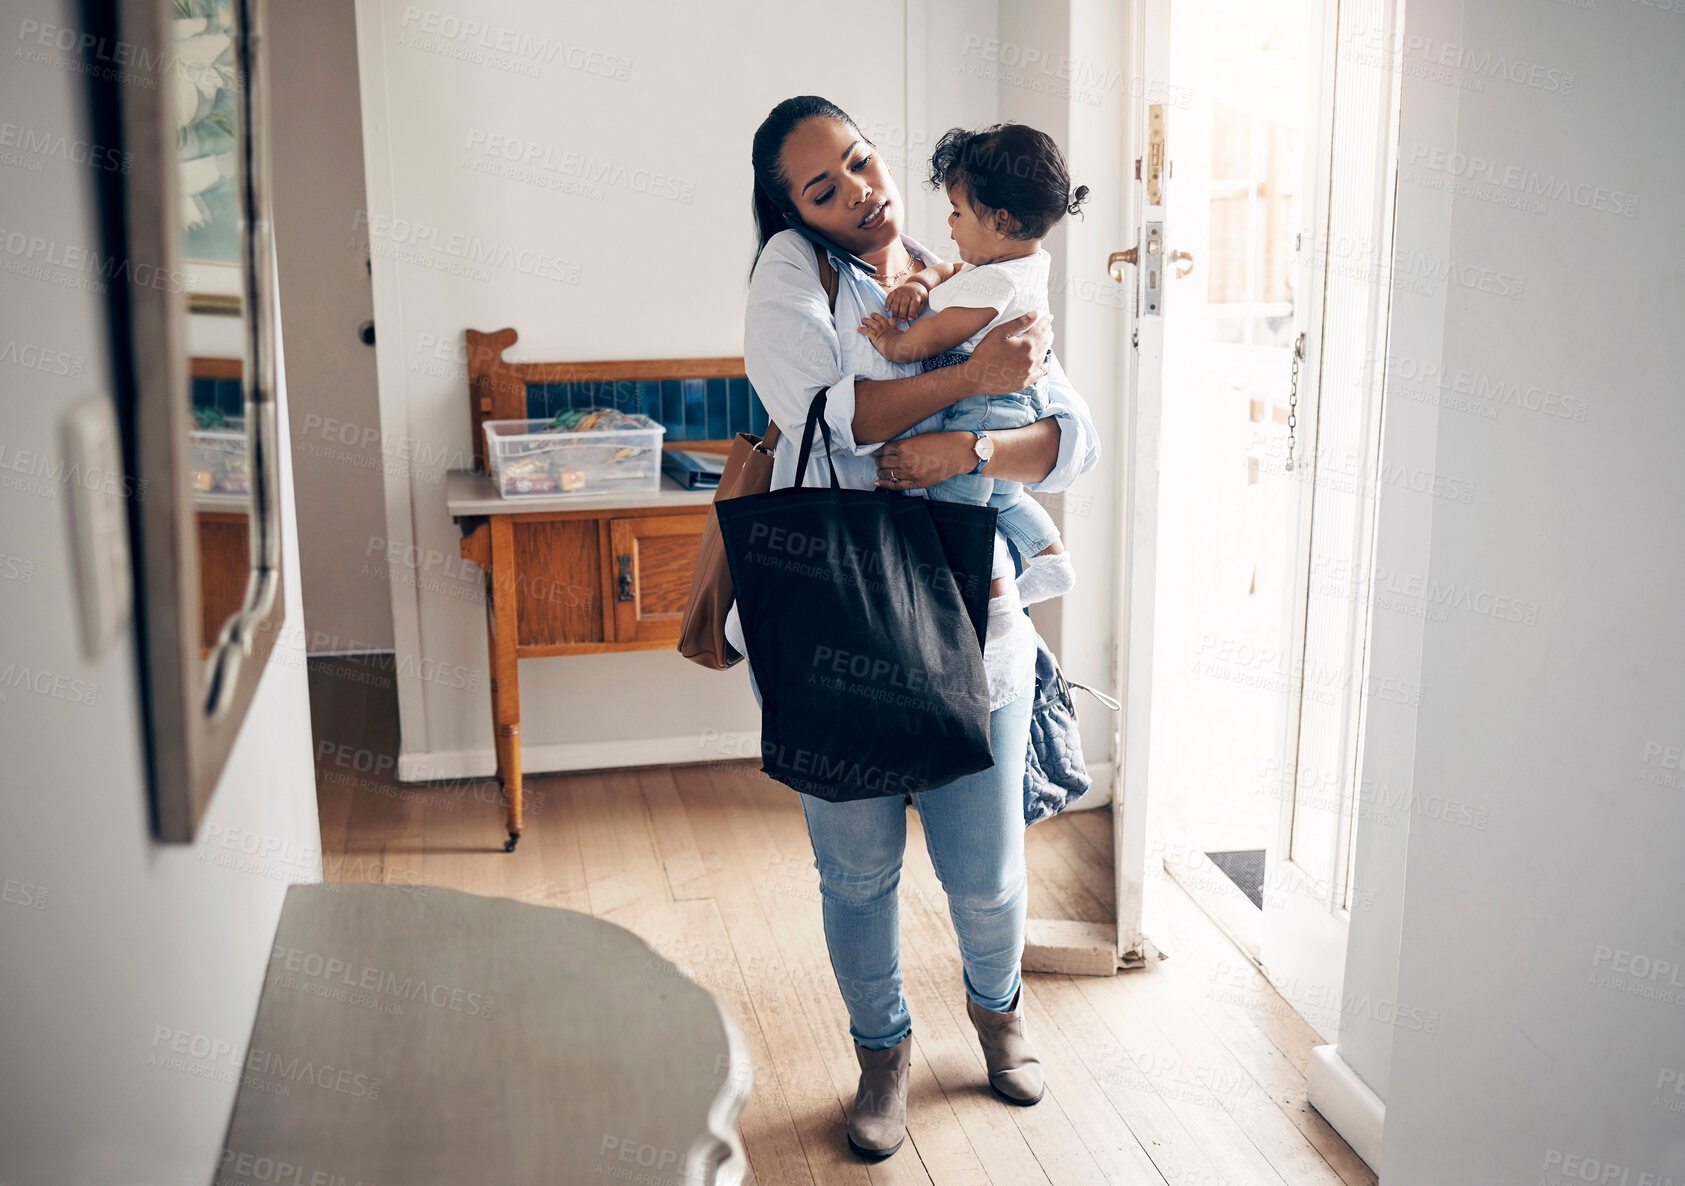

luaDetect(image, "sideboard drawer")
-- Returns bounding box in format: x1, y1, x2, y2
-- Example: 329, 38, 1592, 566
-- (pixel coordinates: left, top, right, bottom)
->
609, 513, 706, 647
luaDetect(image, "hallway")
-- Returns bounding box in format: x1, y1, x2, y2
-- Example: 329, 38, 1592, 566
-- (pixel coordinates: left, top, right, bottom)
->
312, 658, 1374, 1185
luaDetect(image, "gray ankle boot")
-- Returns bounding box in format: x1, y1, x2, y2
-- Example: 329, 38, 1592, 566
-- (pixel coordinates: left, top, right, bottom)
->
966, 986, 1045, 1105
847, 1034, 912, 1158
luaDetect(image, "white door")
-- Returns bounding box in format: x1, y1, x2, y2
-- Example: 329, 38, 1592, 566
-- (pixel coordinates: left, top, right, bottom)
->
1115, 0, 1404, 1040
1258, 0, 1406, 1041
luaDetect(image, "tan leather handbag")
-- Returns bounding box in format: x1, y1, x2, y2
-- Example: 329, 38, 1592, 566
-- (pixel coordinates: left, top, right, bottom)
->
677, 245, 837, 669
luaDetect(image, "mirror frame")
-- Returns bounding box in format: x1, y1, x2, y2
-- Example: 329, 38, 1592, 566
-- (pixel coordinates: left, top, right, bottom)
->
110, 0, 285, 841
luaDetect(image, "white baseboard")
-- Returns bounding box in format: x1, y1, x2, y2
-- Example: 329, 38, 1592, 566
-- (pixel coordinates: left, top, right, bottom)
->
398, 732, 763, 783
400, 746, 1120, 794
1307, 1044, 1384, 1172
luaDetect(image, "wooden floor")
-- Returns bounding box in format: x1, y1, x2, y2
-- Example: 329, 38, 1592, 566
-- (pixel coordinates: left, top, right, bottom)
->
309, 657, 1375, 1186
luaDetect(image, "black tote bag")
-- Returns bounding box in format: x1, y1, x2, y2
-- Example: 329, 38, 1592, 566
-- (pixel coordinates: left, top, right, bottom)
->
717, 392, 999, 802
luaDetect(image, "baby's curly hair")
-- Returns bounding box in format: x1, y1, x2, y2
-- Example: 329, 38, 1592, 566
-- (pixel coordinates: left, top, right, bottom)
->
928, 122, 1089, 239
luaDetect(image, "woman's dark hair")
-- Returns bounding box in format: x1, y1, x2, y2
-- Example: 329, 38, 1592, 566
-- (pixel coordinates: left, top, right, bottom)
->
750, 95, 863, 278
928, 122, 1089, 239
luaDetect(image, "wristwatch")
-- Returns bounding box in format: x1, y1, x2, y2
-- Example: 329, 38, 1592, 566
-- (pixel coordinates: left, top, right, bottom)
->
967, 430, 994, 475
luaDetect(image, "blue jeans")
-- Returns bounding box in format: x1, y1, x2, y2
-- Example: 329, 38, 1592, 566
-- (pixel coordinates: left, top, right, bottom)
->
748, 663, 1035, 1049
920, 351, 1061, 558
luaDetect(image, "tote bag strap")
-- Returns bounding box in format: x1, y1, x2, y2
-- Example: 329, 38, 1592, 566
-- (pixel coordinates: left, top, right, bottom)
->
792, 390, 839, 491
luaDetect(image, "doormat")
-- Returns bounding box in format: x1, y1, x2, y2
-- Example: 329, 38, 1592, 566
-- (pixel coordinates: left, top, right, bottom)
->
1205, 849, 1265, 909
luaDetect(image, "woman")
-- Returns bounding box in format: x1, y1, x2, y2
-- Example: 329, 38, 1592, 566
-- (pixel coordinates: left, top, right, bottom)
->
725, 96, 1100, 1160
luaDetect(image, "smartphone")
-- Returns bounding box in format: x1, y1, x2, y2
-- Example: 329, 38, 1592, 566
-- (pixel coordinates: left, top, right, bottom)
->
781, 214, 874, 276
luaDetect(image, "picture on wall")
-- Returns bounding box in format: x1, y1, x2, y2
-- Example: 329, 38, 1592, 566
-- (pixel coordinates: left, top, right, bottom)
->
174, 0, 244, 308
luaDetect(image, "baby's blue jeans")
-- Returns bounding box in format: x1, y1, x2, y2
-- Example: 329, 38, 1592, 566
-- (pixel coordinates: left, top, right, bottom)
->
920, 349, 1061, 558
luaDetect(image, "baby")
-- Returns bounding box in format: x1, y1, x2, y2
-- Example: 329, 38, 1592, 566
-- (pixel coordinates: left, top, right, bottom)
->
858, 122, 1087, 606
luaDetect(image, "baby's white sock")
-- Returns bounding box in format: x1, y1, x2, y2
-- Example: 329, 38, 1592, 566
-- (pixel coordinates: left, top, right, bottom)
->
1016, 551, 1075, 605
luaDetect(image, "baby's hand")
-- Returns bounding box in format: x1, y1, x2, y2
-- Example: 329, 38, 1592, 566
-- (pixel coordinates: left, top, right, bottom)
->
885, 280, 929, 323
857, 312, 900, 356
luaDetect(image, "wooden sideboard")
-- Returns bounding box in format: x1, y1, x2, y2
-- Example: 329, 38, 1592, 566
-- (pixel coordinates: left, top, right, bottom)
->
447, 330, 763, 851
196, 498, 250, 656
190, 357, 251, 657
448, 473, 715, 850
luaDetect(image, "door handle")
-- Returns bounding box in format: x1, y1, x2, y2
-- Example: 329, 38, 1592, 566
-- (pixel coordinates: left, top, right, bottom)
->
1169, 249, 1195, 280
617, 555, 634, 601
1107, 248, 1138, 282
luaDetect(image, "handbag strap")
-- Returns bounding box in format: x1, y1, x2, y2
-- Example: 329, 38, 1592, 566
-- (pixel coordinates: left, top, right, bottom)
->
764, 240, 842, 468
1067, 678, 1122, 712
815, 242, 840, 310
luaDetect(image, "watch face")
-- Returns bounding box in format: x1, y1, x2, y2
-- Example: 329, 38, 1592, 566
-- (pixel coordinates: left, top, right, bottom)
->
976, 434, 995, 461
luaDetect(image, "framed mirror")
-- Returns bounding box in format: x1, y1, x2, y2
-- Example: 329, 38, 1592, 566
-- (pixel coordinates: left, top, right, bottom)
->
102, 0, 284, 841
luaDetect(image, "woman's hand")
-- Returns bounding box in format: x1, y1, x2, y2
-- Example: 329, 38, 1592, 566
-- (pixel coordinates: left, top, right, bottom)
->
874, 431, 977, 490
966, 310, 1053, 396
885, 280, 929, 323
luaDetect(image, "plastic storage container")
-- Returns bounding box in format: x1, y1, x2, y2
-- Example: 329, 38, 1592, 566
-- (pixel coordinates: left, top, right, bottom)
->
190, 426, 250, 497
484, 411, 666, 497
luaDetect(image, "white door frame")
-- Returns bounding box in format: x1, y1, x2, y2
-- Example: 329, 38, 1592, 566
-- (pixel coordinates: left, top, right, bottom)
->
1110, 0, 1168, 965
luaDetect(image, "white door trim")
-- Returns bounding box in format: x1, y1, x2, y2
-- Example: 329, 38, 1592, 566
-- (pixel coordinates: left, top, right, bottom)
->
1308, 1043, 1384, 1171
1111, 0, 1167, 964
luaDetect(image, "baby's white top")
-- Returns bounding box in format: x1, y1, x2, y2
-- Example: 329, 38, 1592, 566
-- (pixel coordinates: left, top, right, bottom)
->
927, 247, 1052, 354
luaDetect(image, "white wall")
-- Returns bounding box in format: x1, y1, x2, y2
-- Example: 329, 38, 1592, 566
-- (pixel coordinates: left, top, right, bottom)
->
0, 4, 322, 1179
272, 0, 394, 653
916, 0, 1132, 771
993, 0, 1134, 734
1042, 0, 1133, 765
1336, 0, 1685, 1180
354, 0, 1128, 780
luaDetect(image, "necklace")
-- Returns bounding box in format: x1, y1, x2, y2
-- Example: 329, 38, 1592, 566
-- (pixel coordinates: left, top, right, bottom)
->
870, 247, 916, 290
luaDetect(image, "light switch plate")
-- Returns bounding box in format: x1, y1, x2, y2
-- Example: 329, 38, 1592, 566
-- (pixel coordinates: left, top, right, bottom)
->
62, 396, 133, 660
